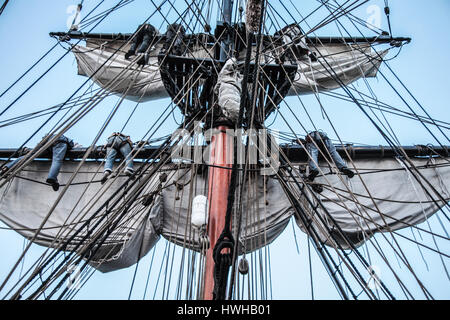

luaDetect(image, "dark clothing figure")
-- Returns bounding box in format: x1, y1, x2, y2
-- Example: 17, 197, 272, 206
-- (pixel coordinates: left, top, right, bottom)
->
303, 131, 354, 183
161, 23, 186, 56
125, 23, 157, 60
101, 132, 134, 184
274, 23, 317, 63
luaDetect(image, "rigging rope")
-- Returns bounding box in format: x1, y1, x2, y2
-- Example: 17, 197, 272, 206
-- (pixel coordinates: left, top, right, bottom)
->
0, 0, 192, 298
246, 10, 410, 299
268, 6, 444, 298
246, 8, 412, 300
1, 0, 448, 301
0, 0, 9, 16
384, 0, 392, 37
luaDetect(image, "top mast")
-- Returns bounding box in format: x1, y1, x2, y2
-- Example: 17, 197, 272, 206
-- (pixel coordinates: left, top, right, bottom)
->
219, 0, 234, 61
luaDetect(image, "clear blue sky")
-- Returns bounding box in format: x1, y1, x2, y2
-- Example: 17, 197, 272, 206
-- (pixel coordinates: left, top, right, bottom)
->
0, 0, 449, 300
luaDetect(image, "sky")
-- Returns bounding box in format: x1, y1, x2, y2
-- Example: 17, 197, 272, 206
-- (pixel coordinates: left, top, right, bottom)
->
0, 0, 449, 300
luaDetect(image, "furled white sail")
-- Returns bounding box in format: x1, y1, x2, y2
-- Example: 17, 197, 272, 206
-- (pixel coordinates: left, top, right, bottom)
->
288, 44, 387, 94
294, 157, 450, 249
0, 161, 161, 273
1, 156, 447, 272
72, 39, 387, 102
159, 167, 292, 254
73, 45, 167, 102
0, 161, 292, 272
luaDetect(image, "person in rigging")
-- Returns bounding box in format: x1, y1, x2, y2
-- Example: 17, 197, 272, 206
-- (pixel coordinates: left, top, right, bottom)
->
125, 23, 158, 63
298, 130, 355, 183
160, 23, 186, 56
274, 23, 318, 63
45, 134, 75, 191
101, 132, 135, 184
1, 135, 75, 192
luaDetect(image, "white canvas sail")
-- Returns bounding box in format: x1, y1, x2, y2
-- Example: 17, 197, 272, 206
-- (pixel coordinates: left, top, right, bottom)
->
72, 39, 387, 102
0, 161, 292, 272
294, 157, 450, 249
0, 155, 448, 271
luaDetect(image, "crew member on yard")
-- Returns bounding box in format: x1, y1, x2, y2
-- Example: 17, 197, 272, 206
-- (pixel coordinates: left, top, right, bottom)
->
1, 135, 75, 192
45, 134, 75, 191
160, 23, 186, 56
101, 132, 134, 184
299, 130, 355, 182
125, 23, 158, 62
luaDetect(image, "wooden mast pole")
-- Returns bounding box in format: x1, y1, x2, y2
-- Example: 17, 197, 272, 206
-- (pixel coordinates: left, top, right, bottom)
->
203, 126, 232, 300
203, 0, 233, 300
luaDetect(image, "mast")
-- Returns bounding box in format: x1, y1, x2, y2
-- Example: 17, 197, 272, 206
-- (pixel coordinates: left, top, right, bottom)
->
204, 126, 232, 300
203, 0, 234, 300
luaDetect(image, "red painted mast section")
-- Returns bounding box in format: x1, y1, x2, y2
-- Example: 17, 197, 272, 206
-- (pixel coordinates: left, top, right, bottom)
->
203, 125, 232, 300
